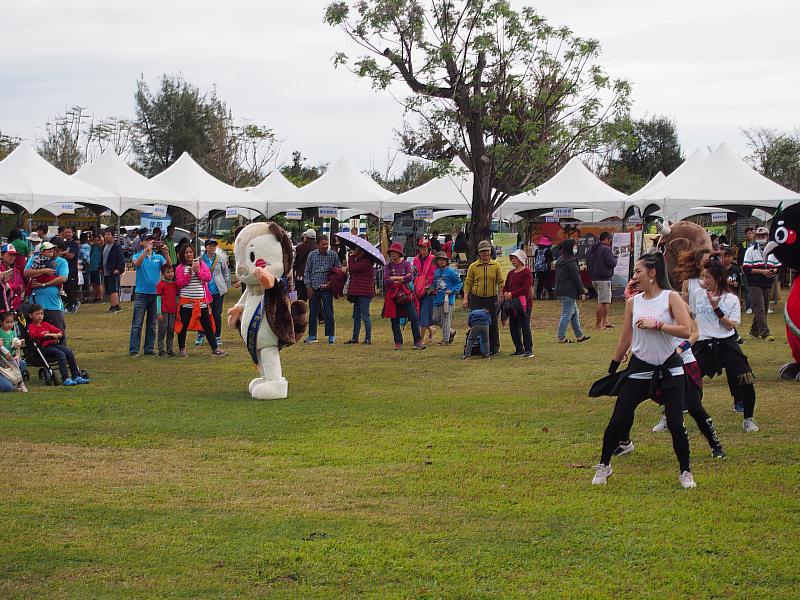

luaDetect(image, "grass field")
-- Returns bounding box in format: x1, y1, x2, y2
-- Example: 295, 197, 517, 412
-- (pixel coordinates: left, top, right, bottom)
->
1, 291, 799, 598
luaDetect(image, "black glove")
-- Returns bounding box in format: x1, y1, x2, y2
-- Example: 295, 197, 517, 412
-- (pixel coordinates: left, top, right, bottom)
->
608, 360, 620, 374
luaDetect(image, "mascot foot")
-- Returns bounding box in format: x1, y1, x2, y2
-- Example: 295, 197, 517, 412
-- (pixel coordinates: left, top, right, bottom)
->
249, 378, 263, 394
251, 379, 288, 400
779, 363, 800, 381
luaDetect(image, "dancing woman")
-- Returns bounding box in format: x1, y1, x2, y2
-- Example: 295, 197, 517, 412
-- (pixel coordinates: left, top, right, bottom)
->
691, 260, 759, 432
592, 252, 696, 489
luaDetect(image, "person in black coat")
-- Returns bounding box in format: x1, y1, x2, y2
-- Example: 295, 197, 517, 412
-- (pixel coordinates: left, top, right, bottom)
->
554, 239, 590, 343
102, 229, 126, 313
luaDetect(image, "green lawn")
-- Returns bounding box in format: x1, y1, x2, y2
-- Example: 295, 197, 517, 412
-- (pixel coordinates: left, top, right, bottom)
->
1, 292, 799, 598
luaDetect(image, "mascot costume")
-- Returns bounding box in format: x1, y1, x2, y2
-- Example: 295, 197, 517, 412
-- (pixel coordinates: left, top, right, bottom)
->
764, 205, 800, 381
227, 222, 307, 399
654, 220, 713, 290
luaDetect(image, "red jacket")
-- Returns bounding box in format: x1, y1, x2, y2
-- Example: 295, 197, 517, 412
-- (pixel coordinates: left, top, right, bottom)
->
156, 280, 179, 314
346, 255, 375, 298
504, 267, 533, 302
27, 320, 62, 348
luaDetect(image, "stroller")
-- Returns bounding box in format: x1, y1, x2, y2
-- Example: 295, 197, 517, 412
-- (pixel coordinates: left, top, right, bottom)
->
16, 305, 87, 386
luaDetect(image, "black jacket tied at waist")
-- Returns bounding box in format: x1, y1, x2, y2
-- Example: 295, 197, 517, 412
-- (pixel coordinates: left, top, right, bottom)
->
692, 336, 743, 378
589, 351, 683, 399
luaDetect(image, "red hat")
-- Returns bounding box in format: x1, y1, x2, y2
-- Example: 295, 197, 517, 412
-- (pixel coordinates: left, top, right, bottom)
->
388, 243, 404, 255
417, 238, 431, 247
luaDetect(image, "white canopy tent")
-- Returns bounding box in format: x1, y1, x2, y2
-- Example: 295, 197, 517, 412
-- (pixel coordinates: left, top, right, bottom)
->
74, 149, 193, 215
248, 171, 299, 218
268, 156, 395, 218
0, 145, 116, 216
623, 172, 666, 219
381, 158, 473, 214
636, 143, 800, 221
150, 152, 254, 218
503, 157, 627, 218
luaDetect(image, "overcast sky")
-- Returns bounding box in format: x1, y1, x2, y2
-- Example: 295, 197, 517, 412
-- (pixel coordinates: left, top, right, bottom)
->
2, 1, 798, 175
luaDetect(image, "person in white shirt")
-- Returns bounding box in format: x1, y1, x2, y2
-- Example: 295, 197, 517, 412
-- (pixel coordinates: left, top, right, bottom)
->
742, 226, 782, 340
691, 259, 759, 433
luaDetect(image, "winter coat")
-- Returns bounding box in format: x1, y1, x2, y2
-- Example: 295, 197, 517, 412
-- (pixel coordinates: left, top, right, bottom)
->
554, 256, 585, 299
586, 242, 617, 281
346, 254, 375, 298
464, 259, 505, 298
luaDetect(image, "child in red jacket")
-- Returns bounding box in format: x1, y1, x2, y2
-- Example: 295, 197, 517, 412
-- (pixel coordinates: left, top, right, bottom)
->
27, 304, 89, 386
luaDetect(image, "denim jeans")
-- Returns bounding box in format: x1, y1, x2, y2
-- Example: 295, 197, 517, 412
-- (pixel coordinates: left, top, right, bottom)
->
0, 358, 26, 392
558, 296, 584, 340
351, 296, 372, 341
42, 345, 80, 380
308, 289, 334, 338
129, 293, 158, 354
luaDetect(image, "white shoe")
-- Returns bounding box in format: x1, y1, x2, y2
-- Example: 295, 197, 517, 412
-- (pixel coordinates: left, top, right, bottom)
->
592, 464, 612, 485
680, 471, 697, 489
652, 414, 668, 433
743, 418, 760, 433
768, 309, 774, 314
745, 308, 753, 314
613, 441, 635, 456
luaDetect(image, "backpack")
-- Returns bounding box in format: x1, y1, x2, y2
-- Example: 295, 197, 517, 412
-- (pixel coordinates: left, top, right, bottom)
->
534, 248, 548, 272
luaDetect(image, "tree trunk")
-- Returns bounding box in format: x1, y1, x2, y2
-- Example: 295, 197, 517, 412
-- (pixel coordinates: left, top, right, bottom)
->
467, 166, 493, 260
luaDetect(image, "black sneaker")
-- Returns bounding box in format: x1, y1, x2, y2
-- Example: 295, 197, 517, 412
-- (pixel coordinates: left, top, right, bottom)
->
143, 351, 156, 356
712, 446, 727, 459
344, 339, 359, 345
158, 351, 167, 357
510, 351, 523, 356
110, 305, 122, 313
733, 402, 744, 413
362, 340, 371, 345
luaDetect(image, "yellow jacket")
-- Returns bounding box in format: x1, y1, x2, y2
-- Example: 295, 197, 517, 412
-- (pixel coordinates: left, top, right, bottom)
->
464, 259, 505, 297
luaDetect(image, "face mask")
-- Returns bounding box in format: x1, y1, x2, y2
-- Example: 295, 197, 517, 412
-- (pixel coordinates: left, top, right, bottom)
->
757, 239, 767, 248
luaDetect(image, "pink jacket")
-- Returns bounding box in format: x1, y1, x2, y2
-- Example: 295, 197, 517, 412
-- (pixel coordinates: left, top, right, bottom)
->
175, 261, 213, 304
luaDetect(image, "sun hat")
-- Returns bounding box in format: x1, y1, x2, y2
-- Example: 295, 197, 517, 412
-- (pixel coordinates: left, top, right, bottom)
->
1, 244, 16, 254
435, 251, 449, 261
538, 236, 552, 246
27, 232, 42, 243
755, 226, 769, 235
510, 249, 527, 264
388, 242, 404, 256
478, 240, 492, 252
303, 229, 317, 239
204, 238, 218, 247
40, 242, 56, 251
417, 238, 431, 247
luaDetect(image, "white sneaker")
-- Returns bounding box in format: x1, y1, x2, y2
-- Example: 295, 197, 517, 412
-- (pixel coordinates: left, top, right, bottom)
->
613, 441, 635, 456
680, 471, 697, 489
743, 418, 760, 433
745, 308, 753, 314
652, 414, 668, 433
592, 464, 612, 485
768, 309, 774, 314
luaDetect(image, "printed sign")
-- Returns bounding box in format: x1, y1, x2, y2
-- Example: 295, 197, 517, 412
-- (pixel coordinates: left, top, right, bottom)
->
285, 210, 302, 220
140, 213, 172, 233
544, 216, 559, 222
151, 204, 168, 218
225, 207, 239, 219
553, 207, 574, 219
319, 206, 338, 218
413, 208, 434, 220
711, 212, 728, 223
382, 211, 396, 222
58, 202, 76, 214
627, 215, 643, 225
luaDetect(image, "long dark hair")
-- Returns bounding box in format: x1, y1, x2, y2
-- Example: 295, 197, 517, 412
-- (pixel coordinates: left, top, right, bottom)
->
178, 243, 196, 265
559, 239, 575, 257
703, 260, 732, 294
638, 251, 672, 291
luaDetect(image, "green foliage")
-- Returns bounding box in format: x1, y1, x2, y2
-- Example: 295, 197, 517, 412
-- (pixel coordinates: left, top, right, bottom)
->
368, 158, 440, 194
603, 115, 684, 192
280, 151, 328, 187
744, 126, 800, 192
0, 131, 20, 161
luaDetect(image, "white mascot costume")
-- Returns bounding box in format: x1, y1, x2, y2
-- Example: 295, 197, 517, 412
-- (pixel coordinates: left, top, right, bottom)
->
228, 222, 307, 400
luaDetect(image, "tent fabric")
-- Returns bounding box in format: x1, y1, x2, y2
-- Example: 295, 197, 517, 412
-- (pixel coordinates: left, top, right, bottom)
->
74, 149, 193, 215
248, 171, 298, 217
503, 157, 627, 217
268, 156, 395, 217
382, 158, 473, 213
637, 143, 800, 221
0, 145, 116, 214
150, 152, 253, 218
627, 148, 708, 218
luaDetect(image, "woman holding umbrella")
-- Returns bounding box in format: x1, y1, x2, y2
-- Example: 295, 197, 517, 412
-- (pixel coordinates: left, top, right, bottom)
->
335, 231, 385, 346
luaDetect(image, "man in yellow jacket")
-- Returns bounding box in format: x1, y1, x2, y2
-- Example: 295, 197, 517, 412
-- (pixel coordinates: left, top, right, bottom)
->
462, 240, 505, 354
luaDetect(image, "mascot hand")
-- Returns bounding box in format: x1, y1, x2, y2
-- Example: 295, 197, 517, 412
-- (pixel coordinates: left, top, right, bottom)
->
227, 305, 244, 329
254, 267, 275, 289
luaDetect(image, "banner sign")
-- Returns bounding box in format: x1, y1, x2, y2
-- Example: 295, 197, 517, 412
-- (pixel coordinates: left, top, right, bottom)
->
284, 210, 302, 220
140, 213, 172, 233
225, 207, 239, 219
382, 211, 396, 222
711, 212, 728, 223
151, 204, 168, 218
627, 215, 643, 225
553, 207, 574, 219
58, 202, 76, 214
544, 216, 559, 222
319, 206, 338, 218
413, 208, 434, 220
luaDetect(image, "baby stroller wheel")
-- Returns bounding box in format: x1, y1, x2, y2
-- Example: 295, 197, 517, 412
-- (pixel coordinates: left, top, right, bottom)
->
21, 368, 30, 382
40, 368, 54, 386
80, 369, 89, 380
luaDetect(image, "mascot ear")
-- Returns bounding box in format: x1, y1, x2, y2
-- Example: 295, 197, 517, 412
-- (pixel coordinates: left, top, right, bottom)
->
267, 222, 293, 275
668, 238, 691, 256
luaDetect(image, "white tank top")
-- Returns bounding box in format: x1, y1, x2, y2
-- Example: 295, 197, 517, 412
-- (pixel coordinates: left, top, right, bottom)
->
629, 290, 684, 379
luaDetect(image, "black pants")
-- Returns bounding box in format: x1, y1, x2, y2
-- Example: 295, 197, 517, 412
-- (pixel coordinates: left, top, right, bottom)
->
469, 295, 499, 353
695, 340, 756, 419
209, 293, 224, 339
42, 344, 80, 380
535, 271, 554, 300
601, 376, 690, 472
178, 305, 218, 351
64, 273, 79, 310
508, 305, 533, 354
391, 302, 422, 345
684, 378, 721, 449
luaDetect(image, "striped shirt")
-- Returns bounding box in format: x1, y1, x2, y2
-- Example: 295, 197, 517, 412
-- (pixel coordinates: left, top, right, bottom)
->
742, 244, 781, 288
180, 266, 207, 307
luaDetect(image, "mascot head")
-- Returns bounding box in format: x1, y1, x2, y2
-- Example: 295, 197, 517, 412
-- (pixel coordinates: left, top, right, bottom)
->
654, 220, 713, 289
765, 204, 800, 269
234, 222, 293, 287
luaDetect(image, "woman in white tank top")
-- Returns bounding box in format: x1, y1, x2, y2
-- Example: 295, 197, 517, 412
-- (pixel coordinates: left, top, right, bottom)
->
591, 252, 697, 489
